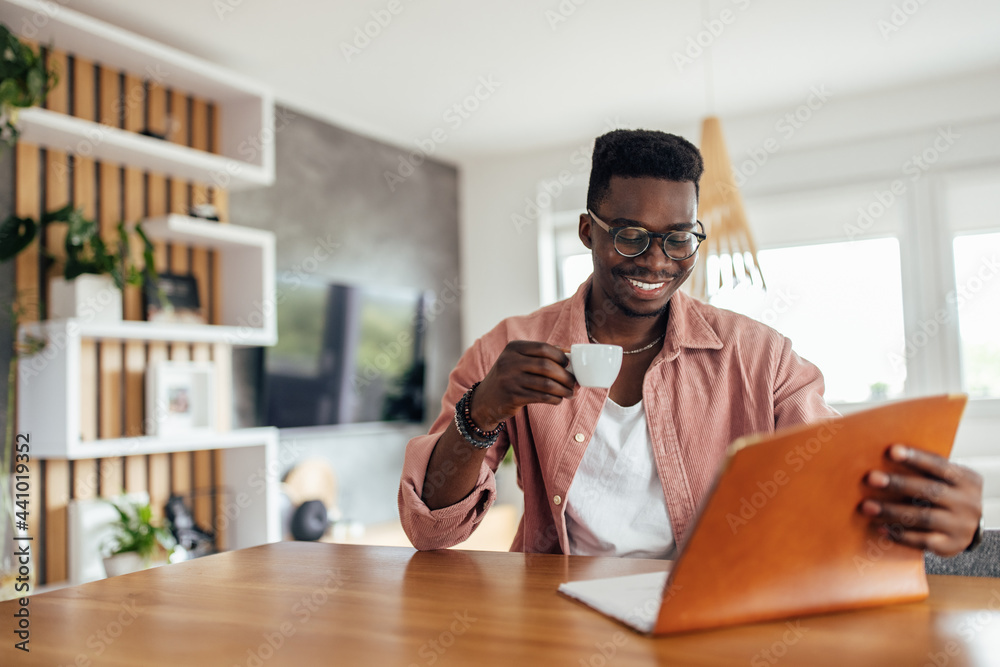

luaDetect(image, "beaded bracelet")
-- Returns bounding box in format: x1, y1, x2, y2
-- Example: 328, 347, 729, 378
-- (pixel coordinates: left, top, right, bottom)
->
454, 382, 506, 449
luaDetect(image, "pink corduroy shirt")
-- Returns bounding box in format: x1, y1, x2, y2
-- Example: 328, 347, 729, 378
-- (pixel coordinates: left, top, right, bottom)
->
398, 278, 838, 554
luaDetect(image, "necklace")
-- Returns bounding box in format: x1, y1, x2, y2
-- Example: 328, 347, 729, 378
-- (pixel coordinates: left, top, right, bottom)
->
585, 320, 664, 355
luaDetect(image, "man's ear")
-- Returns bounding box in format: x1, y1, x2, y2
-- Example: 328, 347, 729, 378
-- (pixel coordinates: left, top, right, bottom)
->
578, 212, 593, 250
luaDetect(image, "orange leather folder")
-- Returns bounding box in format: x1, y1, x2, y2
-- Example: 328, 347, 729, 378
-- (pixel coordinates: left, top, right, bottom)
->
558, 394, 968, 635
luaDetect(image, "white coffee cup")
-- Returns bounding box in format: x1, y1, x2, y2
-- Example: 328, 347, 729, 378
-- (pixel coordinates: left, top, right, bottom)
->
567, 344, 623, 388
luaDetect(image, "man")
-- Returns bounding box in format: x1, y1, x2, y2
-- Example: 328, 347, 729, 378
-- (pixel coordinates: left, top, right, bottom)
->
398, 129, 983, 559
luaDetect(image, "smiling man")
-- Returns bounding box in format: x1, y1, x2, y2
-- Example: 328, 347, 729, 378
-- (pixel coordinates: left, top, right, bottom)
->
398, 129, 983, 559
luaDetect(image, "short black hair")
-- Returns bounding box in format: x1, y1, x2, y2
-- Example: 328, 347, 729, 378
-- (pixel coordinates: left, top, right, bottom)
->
586, 129, 704, 212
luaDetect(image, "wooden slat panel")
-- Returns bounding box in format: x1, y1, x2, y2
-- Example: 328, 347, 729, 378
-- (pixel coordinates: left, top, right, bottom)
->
191, 98, 209, 152
73, 459, 97, 500
123, 341, 145, 436
146, 81, 167, 135
14, 143, 40, 322
171, 451, 192, 503
169, 90, 189, 146
99, 161, 121, 241
45, 151, 70, 287
213, 450, 226, 551
169, 178, 189, 273
191, 341, 214, 529
79, 338, 98, 441
123, 167, 144, 320
100, 457, 125, 497
99, 66, 120, 127
148, 453, 170, 521
147, 340, 170, 521
123, 74, 144, 132
44, 460, 69, 584
99, 341, 123, 439
169, 343, 191, 362
193, 450, 214, 531
72, 155, 96, 218
73, 56, 96, 121
124, 455, 147, 494
44, 49, 69, 113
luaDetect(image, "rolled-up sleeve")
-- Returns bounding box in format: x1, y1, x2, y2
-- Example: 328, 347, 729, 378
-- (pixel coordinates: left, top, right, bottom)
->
772, 337, 840, 429
398, 336, 510, 550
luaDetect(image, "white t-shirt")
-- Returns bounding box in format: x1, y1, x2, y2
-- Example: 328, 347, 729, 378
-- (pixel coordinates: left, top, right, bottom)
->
565, 398, 676, 559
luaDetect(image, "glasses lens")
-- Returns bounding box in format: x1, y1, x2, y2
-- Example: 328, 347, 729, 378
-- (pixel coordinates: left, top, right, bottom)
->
614, 228, 649, 257
663, 232, 700, 259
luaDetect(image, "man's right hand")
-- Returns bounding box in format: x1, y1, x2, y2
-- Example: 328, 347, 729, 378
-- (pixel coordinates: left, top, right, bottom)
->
469, 341, 577, 430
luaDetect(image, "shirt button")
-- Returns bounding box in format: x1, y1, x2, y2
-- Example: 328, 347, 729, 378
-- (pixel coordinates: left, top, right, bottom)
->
574, 433, 585, 443
553, 495, 562, 506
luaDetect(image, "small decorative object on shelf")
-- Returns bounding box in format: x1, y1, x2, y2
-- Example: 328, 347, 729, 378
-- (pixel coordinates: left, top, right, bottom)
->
146, 361, 216, 437
143, 272, 204, 324
0, 21, 58, 149
101, 496, 175, 577
188, 203, 220, 222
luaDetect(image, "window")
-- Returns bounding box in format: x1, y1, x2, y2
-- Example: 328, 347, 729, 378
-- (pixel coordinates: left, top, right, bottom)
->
709, 239, 907, 403
559, 253, 592, 300
952, 232, 1000, 398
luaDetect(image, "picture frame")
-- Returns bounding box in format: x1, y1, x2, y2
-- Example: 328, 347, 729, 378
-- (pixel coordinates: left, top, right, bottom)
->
146, 361, 216, 437
144, 272, 205, 324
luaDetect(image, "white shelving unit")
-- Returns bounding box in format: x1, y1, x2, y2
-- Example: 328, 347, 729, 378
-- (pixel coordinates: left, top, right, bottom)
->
144, 214, 277, 346
0, 0, 274, 190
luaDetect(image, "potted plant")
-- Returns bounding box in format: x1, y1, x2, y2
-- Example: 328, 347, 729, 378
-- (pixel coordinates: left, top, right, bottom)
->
102, 497, 176, 577
0, 22, 58, 148
47, 204, 157, 322
0, 205, 158, 322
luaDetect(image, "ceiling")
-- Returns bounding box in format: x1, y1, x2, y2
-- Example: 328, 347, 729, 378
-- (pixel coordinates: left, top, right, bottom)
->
68, 0, 1000, 161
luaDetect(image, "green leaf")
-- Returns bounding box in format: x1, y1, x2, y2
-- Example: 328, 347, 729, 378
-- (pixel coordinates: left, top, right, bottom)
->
0, 215, 37, 261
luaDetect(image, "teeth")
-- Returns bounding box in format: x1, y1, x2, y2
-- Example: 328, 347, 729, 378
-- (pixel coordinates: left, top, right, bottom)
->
628, 278, 665, 291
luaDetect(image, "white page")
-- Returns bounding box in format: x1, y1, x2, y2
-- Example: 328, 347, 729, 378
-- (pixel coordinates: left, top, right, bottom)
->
558, 569, 671, 634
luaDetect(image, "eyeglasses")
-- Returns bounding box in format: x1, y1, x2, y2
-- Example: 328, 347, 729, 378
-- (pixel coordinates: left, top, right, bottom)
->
587, 209, 706, 260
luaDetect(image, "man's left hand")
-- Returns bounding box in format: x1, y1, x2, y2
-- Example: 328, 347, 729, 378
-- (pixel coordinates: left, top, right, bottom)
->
860, 444, 983, 558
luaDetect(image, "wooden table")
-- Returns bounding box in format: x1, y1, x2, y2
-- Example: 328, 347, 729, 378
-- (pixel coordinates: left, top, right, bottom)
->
2, 542, 999, 666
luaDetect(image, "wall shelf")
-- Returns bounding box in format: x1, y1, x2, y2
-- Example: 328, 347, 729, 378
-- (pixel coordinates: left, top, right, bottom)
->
0, 0, 275, 190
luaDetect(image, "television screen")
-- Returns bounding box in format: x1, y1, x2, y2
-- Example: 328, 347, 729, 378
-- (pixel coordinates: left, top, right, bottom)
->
263, 280, 428, 428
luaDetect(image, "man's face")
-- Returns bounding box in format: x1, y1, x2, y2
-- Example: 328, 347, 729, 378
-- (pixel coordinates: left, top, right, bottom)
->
579, 176, 699, 319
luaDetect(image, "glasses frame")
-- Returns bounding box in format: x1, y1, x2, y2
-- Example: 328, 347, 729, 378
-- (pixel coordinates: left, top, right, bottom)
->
587, 209, 707, 260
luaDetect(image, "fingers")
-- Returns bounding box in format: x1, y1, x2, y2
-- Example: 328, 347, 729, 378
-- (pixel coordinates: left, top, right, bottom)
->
864, 470, 957, 508
508, 340, 570, 367
886, 444, 974, 487
859, 500, 965, 556
859, 499, 951, 532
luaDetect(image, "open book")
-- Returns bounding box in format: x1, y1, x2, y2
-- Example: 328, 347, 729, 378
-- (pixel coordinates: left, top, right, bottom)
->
559, 394, 968, 635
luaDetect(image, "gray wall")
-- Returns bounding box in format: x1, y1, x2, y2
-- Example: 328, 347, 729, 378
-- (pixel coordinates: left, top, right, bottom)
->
230, 106, 462, 525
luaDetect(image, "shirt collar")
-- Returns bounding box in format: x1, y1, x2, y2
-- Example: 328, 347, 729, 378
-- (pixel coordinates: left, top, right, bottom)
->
546, 276, 723, 361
